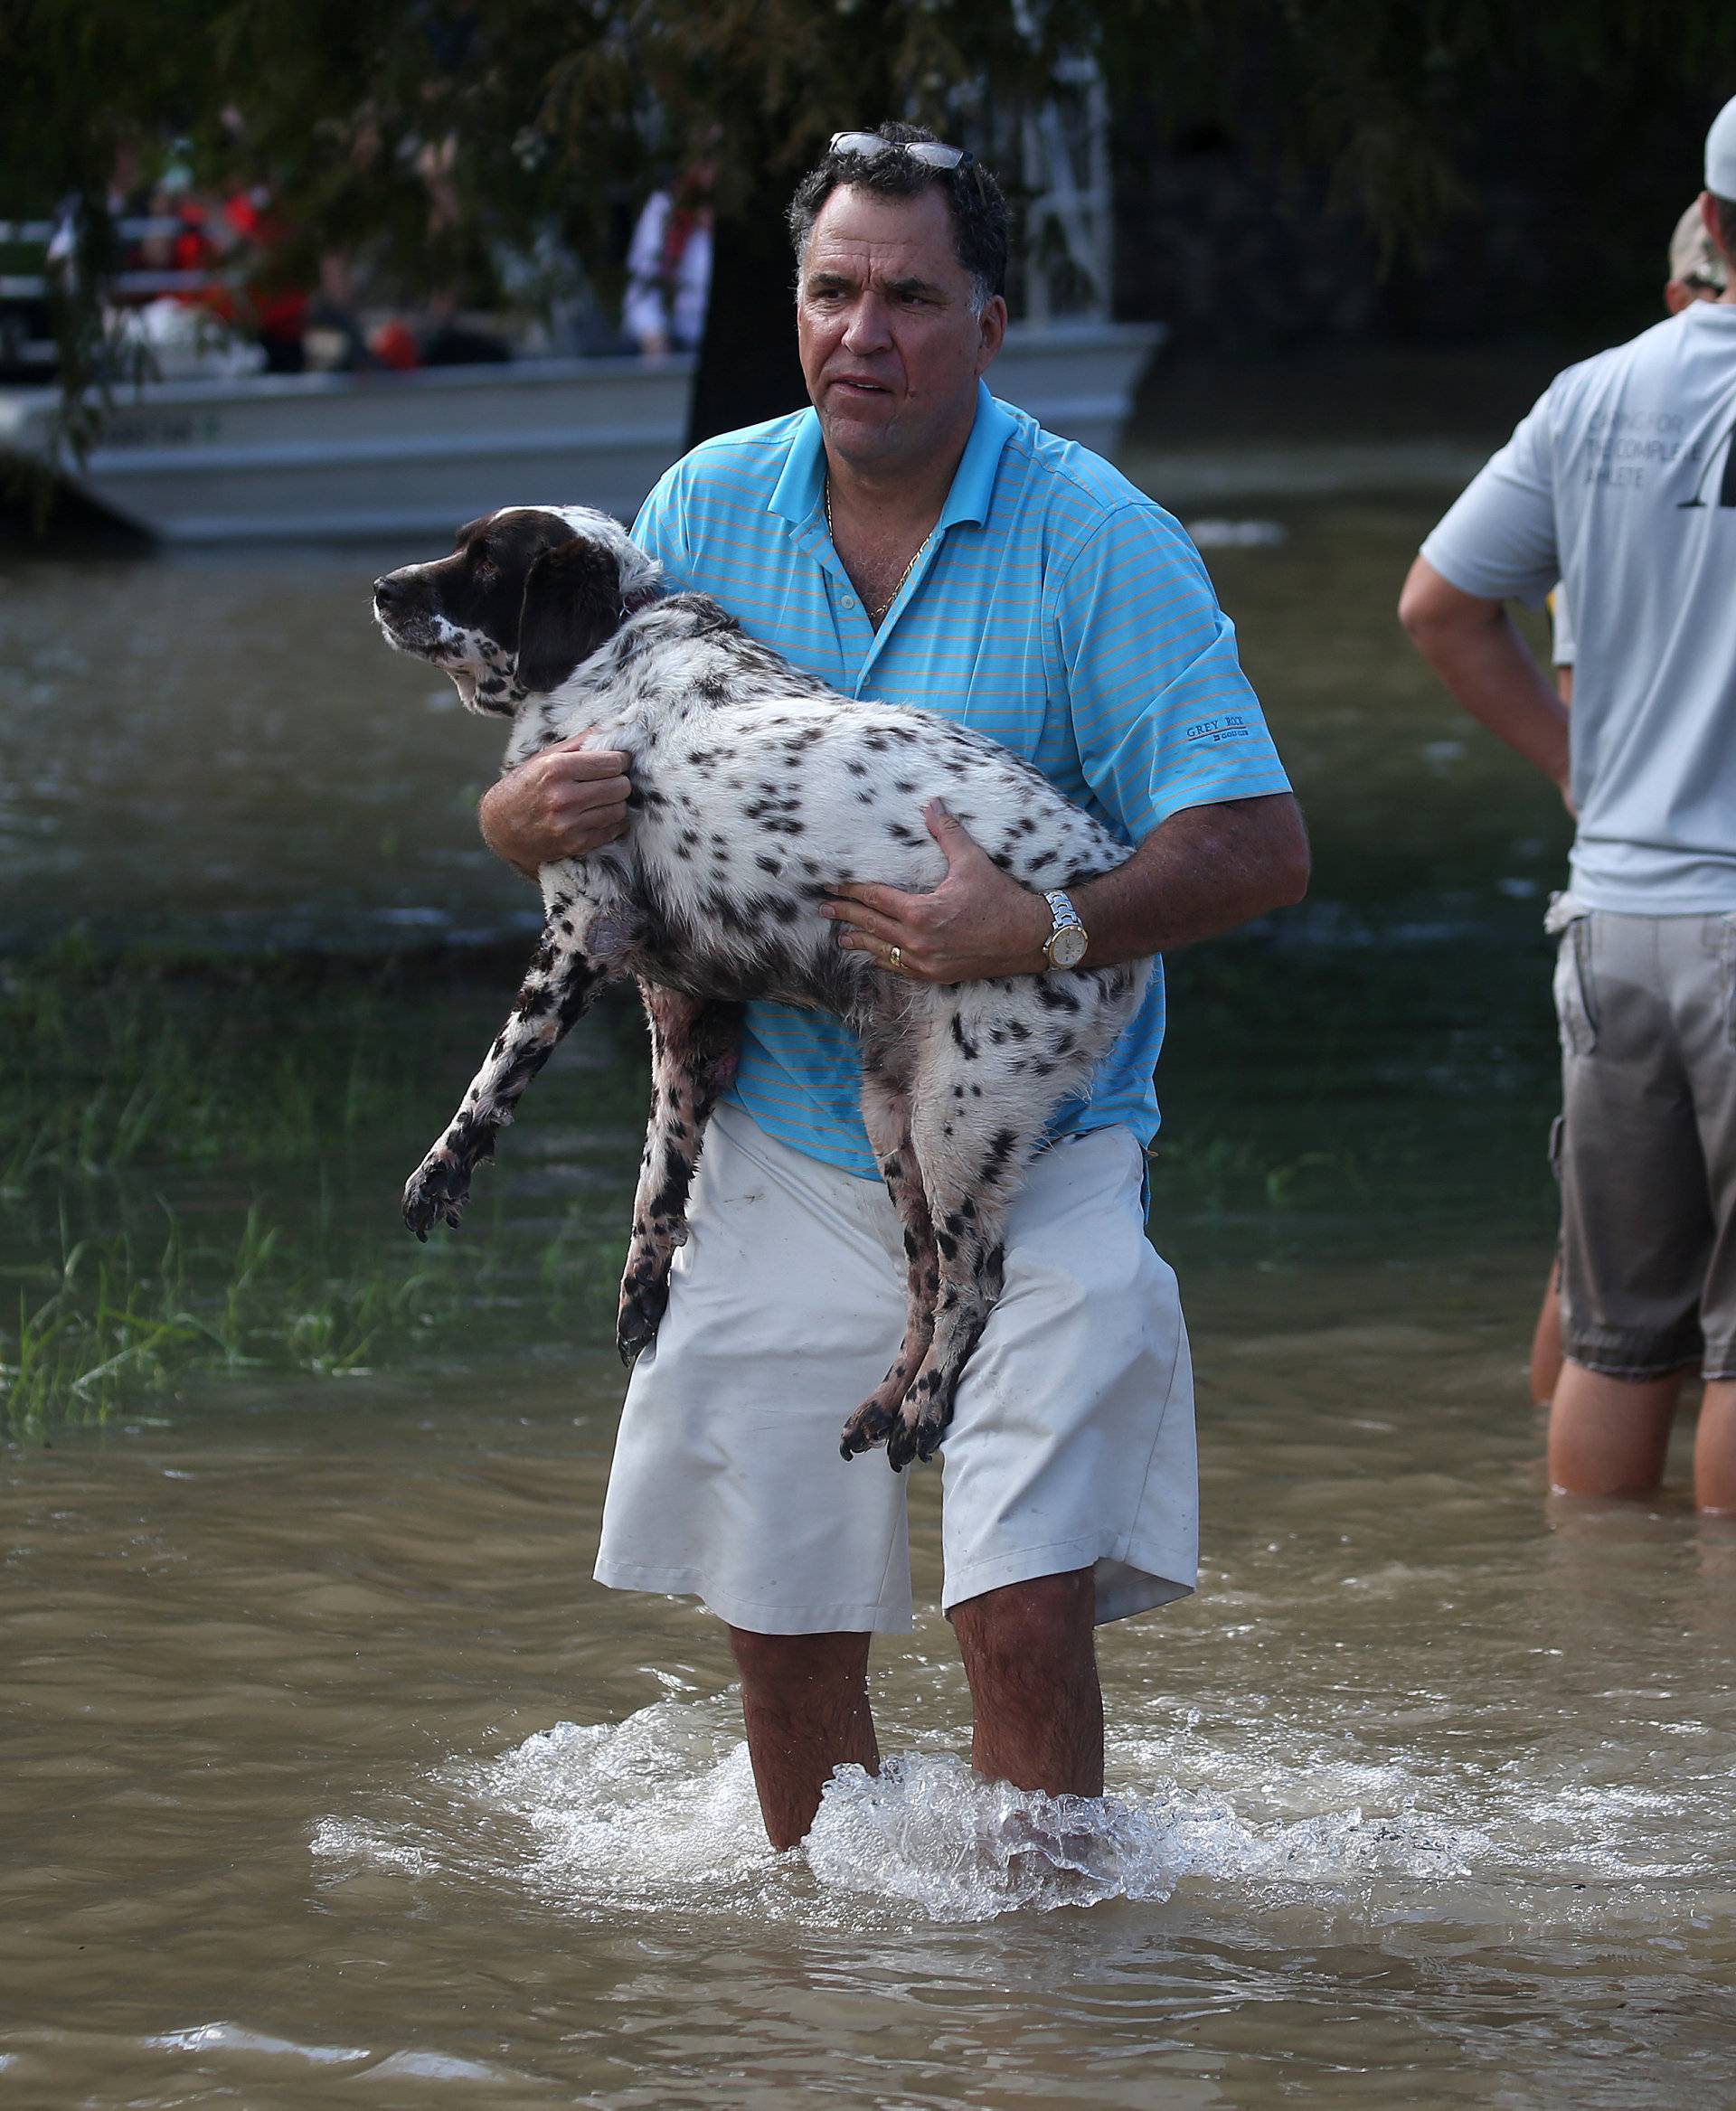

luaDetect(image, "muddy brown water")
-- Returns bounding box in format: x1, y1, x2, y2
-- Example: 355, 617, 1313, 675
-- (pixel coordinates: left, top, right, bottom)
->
5, 500, 1735, 2106
6, 1303, 1736, 2110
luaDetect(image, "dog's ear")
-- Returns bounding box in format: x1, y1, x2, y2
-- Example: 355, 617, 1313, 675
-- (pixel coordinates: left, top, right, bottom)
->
514, 539, 626, 694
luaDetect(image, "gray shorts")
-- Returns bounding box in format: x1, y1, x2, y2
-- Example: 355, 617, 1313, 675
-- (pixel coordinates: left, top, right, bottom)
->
1551, 900, 1736, 1380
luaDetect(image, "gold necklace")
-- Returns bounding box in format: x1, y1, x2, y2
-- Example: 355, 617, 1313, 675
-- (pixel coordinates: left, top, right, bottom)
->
826, 481, 931, 624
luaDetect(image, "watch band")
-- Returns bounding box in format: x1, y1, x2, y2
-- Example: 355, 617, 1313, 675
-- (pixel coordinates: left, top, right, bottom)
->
1042, 889, 1088, 967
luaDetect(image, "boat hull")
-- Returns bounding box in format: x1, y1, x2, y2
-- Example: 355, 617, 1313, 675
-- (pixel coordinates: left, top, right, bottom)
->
0, 324, 1162, 544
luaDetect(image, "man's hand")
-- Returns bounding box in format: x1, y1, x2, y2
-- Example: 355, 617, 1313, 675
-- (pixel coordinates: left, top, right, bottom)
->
826, 791, 1311, 979
478, 736, 632, 880
825, 801, 1051, 982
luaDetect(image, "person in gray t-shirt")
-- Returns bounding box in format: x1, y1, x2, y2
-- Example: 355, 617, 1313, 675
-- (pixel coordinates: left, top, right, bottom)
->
1527, 203, 1728, 1414
1400, 97, 1736, 1515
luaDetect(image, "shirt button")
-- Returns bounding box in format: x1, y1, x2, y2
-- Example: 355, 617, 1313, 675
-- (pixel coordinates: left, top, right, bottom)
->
841, 595, 856, 610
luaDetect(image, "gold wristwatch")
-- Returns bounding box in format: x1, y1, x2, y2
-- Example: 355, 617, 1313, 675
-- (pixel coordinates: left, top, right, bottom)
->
1041, 889, 1089, 969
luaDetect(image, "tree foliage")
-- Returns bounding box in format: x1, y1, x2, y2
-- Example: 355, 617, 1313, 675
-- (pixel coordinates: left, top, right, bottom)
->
5, 0, 1735, 430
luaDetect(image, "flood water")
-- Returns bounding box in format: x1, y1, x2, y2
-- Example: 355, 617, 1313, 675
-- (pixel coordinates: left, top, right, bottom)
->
5, 483, 1735, 2106
0, 535, 538, 956
7, 1324, 1735, 2107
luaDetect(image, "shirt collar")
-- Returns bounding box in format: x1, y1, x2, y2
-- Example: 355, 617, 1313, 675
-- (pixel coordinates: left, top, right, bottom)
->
768, 380, 1016, 529
941, 382, 1017, 527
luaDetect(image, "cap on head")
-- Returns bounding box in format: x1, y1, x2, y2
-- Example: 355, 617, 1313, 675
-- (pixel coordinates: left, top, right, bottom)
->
1669, 200, 1729, 289
1707, 94, 1736, 198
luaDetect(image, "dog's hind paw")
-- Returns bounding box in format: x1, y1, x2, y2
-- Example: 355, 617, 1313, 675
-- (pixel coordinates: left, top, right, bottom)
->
402, 1153, 471, 1239
616, 1318, 658, 1367
615, 1301, 664, 1367
886, 1419, 944, 1473
838, 1396, 900, 1463
616, 1263, 670, 1365
888, 1381, 952, 1472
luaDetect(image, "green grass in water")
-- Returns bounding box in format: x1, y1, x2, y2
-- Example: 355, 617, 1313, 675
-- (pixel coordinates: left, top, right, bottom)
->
1, 914, 1567, 1437
0, 942, 647, 1436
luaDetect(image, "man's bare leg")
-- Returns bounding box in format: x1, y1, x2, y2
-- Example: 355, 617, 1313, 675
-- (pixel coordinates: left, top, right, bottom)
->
951, 1568, 1103, 1797
728, 1628, 877, 1850
1548, 1361, 1684, 1496
1694, 1380, 1736, 1513
1530, 1260, 1564, 1408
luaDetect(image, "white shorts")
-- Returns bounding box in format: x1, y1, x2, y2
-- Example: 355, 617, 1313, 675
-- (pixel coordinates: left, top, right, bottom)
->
593, 1103, 1197, 1635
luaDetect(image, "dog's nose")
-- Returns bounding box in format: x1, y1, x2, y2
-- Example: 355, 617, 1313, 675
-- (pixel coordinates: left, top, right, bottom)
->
373, 572, 404, 606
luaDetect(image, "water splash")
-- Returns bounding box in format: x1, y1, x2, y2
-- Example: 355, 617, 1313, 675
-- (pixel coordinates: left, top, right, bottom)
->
805, 1754, 1184, 1919
308, 1816, 435, 1877
804, 1750, 1492, 1922
310, 1693, 1721, 1930
470, 1704, 774, 1907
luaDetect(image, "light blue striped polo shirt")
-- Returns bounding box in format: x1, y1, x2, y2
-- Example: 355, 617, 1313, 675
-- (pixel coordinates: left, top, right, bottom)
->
632, 381, 1290, 1179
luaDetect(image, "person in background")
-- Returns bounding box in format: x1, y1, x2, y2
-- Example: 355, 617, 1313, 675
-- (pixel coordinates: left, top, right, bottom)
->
220, 184, 310, 373
1528, 196, 1730, 1410
1401, 99, 1736, 1511
623, 154, 716, 355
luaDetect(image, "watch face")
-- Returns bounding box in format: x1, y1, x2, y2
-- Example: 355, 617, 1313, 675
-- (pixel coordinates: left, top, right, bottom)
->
1050, 924, 1089, 968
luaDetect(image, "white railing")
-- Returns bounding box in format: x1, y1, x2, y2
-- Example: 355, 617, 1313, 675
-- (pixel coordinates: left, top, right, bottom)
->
0, 216, 229, 303
1017, 57, 1115, 324
953, 50, 1118, 325
1, 214, 243, 372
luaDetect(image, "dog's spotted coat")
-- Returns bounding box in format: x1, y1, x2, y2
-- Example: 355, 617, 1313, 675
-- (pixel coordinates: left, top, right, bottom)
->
374, 506, 1149, 1469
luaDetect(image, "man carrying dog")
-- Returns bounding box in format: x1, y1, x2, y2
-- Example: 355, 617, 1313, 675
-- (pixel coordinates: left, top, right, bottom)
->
1401, 97, 1736, 1513
481, 124, 1308, 1848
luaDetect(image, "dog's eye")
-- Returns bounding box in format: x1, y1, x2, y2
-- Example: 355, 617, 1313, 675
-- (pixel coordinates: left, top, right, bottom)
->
474, 556, 499, 581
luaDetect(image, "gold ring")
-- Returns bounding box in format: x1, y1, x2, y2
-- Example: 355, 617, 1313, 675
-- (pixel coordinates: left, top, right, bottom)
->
888, 945, 903, 972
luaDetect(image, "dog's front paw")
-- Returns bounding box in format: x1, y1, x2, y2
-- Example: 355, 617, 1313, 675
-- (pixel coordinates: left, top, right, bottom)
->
402, 1151, 471, 1240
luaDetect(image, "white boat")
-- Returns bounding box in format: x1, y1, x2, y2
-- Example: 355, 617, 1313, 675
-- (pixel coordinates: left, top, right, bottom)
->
1, 66, 1162, 543
0, 321, 1161, 544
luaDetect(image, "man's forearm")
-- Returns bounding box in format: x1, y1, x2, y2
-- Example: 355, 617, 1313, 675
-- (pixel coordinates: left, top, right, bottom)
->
1414, 608, 1570, 785
1071, 793, 1310, 965
476, 735, 636, 881
478, 777, 542, 882
822, 790, 1307, 981
1400, 560, 1571, 789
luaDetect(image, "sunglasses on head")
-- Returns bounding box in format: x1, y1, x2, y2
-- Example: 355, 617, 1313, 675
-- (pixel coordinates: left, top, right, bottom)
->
828, 130, 976, 173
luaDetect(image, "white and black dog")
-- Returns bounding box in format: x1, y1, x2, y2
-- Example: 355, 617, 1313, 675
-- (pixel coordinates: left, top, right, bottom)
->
373, 506, 1148, 1469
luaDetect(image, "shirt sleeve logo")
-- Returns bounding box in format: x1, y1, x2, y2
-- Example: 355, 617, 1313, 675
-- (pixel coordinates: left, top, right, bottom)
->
1184, 712, 1251, 746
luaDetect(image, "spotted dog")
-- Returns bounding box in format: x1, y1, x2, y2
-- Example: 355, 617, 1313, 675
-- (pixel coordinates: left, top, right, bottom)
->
373, 506, 1149, 1470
